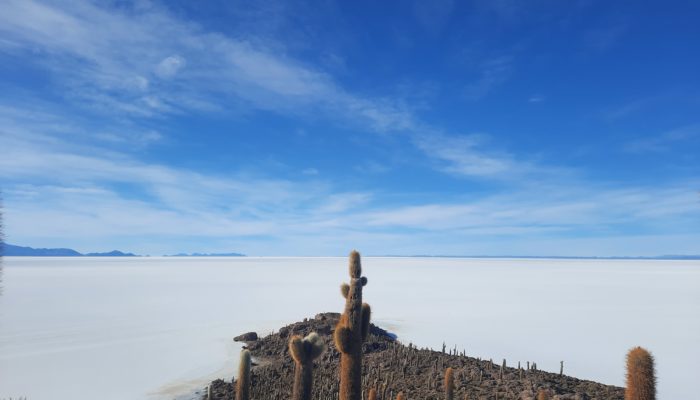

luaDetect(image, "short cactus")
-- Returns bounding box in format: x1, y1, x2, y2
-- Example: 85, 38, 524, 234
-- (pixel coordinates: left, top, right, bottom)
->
334, 250, 371, 400
396, 392, 405, 400
235, 349, 251, 400
368, 387, 377, 400
444, 367, 454, 400
289, 332, 326, 400
625, 346, 656, 400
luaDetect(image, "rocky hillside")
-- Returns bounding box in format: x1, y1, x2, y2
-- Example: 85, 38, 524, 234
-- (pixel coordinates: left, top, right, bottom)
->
206, 312, 623, 400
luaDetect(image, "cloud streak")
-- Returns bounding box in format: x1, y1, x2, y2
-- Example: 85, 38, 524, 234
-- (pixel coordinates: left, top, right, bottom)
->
1, 1, 698, 256
624, 124, 700, 153
3, 103, 698, 255
0, 0, 414, 128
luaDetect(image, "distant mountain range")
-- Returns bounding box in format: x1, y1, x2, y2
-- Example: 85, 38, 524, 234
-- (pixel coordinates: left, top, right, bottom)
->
0, 243, 246, 257
376, 254, 700, 260
1, 243, 695, 259
165, 252, 245, 257
1, 244, 137, 257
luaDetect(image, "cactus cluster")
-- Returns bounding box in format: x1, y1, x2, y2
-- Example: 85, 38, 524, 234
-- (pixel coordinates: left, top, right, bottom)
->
222, 250, 652, 400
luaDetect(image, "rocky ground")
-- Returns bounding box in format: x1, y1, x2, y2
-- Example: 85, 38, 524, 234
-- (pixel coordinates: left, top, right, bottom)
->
205, 312, 624, 400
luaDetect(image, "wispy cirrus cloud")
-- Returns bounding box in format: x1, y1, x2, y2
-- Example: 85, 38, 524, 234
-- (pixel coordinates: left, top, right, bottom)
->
0, 102, 380, 251
582, 24, 628, 53
0, 0, 414, 128
1, 0, 537, 180
362, 185, 700, 232
410, 131, 571, 181
624, 124, 700, 153
0, 0, 535, 182
3, 111, 698, 256
413, 133, 517, 177
1, 0, 698, 256
463, 55, 514, 100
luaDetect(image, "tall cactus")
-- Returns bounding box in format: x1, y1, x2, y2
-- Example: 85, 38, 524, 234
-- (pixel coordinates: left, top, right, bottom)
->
444, 367, 454, 400
625, 346, 656, 400
334, 250, 371, 400
289, 332, 326, 400
236, 349, 251, 400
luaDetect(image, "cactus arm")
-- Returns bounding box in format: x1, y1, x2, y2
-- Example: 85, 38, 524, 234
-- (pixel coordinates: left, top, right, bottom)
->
305, 332, 325, 360
334, 325, 354, 353
289, 335, 307, 364
361, 303, 371, 341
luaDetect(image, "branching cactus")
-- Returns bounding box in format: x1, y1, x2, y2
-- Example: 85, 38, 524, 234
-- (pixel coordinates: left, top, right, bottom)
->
334, 250, 371, 400
236, 349, 251, 400
444, 367, 454, 400
625, 347, 656, 400
289, 332, 326, 400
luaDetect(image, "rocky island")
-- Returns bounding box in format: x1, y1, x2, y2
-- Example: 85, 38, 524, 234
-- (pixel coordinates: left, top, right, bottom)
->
203, 251, 631, 400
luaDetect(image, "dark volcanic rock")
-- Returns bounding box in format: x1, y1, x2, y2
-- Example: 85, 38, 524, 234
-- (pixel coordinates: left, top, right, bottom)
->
207, 313, 624, 400
234, 332, 258, 342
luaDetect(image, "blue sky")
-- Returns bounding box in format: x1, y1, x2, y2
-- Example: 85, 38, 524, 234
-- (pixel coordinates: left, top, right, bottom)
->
1, 0, 698, 256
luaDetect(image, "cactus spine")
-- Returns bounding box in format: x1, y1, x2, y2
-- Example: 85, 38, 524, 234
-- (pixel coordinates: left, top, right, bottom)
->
236, 349, 251, 400
289, 332, 326, 400
444, 367, 454, 400
625, 347, 656, 400
335, 250, 371, 400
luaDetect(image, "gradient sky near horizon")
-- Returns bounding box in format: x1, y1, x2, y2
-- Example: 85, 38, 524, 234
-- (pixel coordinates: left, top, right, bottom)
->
1, 0, 699, 256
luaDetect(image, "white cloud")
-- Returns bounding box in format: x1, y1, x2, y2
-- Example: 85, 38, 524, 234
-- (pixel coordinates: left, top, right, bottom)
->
0, 0, 528, 182
1, 2, 698, 255
361, 184, 700, 234
301, 168, 319, 175
624, 124, 700, 153
155, 55, 186, 78
0, 0, 413, 130
464, 56, 513, 100
412, 132, 519, 177
3, 113, 699, 255
582, 24, 628, 52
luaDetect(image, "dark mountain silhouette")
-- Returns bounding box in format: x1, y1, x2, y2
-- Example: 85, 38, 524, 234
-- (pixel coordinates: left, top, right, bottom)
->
2, 244, 137, 257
